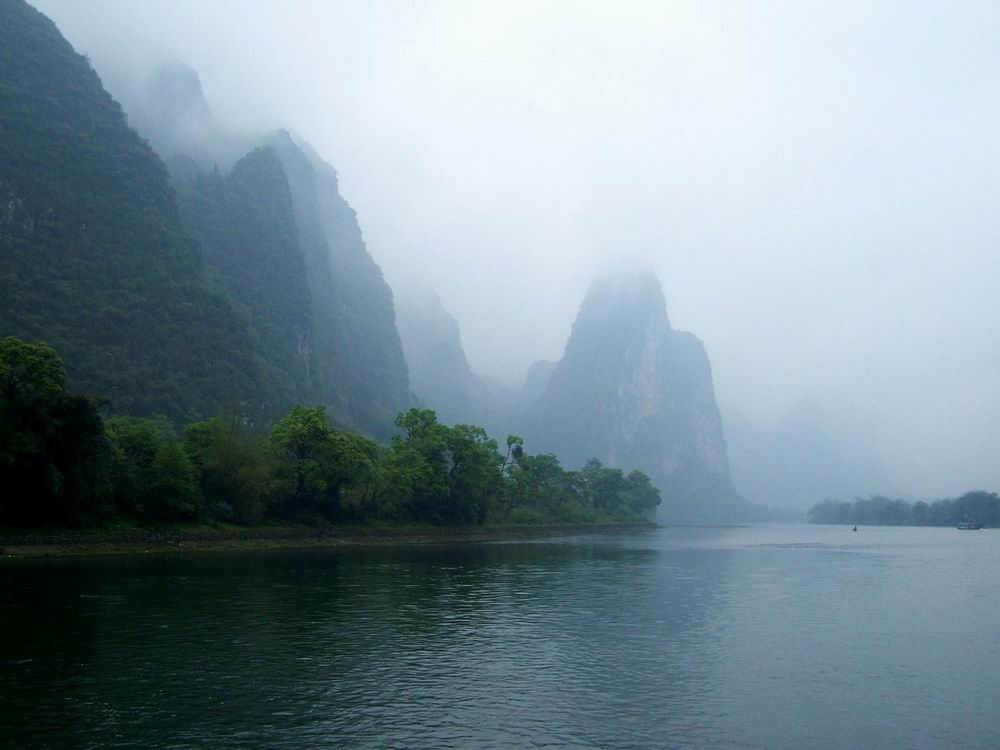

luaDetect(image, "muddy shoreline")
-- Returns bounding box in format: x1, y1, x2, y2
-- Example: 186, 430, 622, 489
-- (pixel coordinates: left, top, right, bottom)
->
0, 522, 658, 559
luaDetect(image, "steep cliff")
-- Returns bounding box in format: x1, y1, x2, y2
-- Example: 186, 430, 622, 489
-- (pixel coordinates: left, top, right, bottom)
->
396, 290, 479, 426
267, 132, 412, 437
173, 147, 315, 417
0, 0, 261, 421
524, 272, 750, 521
115, 61, 414, 436
301, 138, 413, 435
520, 359, 557, 404
395, 290, 512, 437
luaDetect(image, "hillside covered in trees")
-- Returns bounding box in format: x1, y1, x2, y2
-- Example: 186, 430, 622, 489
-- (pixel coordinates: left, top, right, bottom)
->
0, 0, 263, 422
173, 146, 315, 419
1, 0, 412, 436
129, 59, 416, 438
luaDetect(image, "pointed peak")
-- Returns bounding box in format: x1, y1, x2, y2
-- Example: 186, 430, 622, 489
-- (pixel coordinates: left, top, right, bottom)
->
143, 62, 214, 129
586, 266, 664, 301
578, 268, 670, 331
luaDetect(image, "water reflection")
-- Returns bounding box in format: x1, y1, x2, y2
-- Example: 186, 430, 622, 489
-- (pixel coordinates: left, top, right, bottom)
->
6, 527, 998, 749
1, 534, 733, 749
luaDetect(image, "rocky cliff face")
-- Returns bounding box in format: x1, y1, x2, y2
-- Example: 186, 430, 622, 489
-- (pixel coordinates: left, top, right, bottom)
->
520, 360, 557, 404
398, 272, 755, 521
524, 272, 747, 521
267, 132, 413, 437
395, 290, 511, 439
396, 290, 477, 425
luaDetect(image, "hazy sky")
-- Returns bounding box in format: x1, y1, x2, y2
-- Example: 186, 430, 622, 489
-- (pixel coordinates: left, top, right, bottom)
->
36, 0, 1000, 497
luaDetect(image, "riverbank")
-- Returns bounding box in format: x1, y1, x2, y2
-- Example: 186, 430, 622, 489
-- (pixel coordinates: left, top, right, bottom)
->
0, 522, 658, 559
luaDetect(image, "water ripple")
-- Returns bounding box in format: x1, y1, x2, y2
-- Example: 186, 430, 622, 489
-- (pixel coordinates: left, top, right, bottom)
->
2, 525, 1000, 748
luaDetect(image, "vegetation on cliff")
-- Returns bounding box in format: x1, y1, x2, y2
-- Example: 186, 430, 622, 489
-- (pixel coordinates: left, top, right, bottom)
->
0, 0, 262, 422
1, 1, 412, 436
173, 146, 315, 417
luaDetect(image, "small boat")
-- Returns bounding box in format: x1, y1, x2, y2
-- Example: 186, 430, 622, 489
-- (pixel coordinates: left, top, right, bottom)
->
957, 521, 983, 530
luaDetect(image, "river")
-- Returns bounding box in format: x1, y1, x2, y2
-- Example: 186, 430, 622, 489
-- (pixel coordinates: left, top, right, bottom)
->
2, 524, 999, 748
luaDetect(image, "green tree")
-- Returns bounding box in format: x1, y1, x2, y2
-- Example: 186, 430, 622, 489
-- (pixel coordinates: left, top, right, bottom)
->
622, 469, 661, 517
442, 424, 504, 524
0, 336, 66, 407
270, 405, 338, 517
144, 442, 201, 523
270, 405, 379, 521
377, 409, 507, 524
500, 434, 524, 473
581, 459, 626, 514
183, 416, 277, 524
106, 416, 201, 523
328, 429, 380, 520
0, 337, 113, 525
386, 409, 451, 521
506, 452, 575, 522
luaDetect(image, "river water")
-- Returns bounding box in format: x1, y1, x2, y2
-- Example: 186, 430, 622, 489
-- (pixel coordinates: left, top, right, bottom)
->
2, 524, 999, 749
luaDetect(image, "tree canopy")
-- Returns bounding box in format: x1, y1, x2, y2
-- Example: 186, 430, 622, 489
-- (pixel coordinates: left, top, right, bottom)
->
0, 337, 660, 530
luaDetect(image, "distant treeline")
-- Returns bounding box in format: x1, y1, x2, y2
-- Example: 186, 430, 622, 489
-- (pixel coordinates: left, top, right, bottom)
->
809, 493, 1000, 527
0, 337, 660, 529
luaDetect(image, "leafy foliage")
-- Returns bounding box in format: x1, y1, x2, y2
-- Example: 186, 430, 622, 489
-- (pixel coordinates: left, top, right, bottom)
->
0, 337, 112, 525
0, 338, 660, 529
373, 410, 504, 525
104, 416, 199, 523
269, 405, 379, 522
183, 417, 277, 524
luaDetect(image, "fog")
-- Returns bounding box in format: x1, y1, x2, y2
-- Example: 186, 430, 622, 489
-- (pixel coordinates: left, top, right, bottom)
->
35, 0, 1000, 499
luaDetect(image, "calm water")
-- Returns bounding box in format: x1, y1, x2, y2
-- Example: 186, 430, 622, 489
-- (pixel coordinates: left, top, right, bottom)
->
2, 524, 999, 749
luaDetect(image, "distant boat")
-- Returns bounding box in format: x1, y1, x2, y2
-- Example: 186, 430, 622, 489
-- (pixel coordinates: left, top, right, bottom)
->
957, 521, 983, 530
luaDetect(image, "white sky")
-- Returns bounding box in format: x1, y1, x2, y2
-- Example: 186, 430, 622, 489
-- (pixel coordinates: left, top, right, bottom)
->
36, 0, 1000, 497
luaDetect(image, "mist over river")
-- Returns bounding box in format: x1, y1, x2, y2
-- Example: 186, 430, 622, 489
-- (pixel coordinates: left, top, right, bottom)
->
3, 525, 999, 749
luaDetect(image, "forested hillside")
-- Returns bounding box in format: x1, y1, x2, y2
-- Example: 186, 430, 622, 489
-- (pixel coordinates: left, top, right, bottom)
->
2, 0, 748, 526
1, 2, 414, 436
173, 147, 315, 418
0, 0, 261, 421
121, 59, 415, 437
